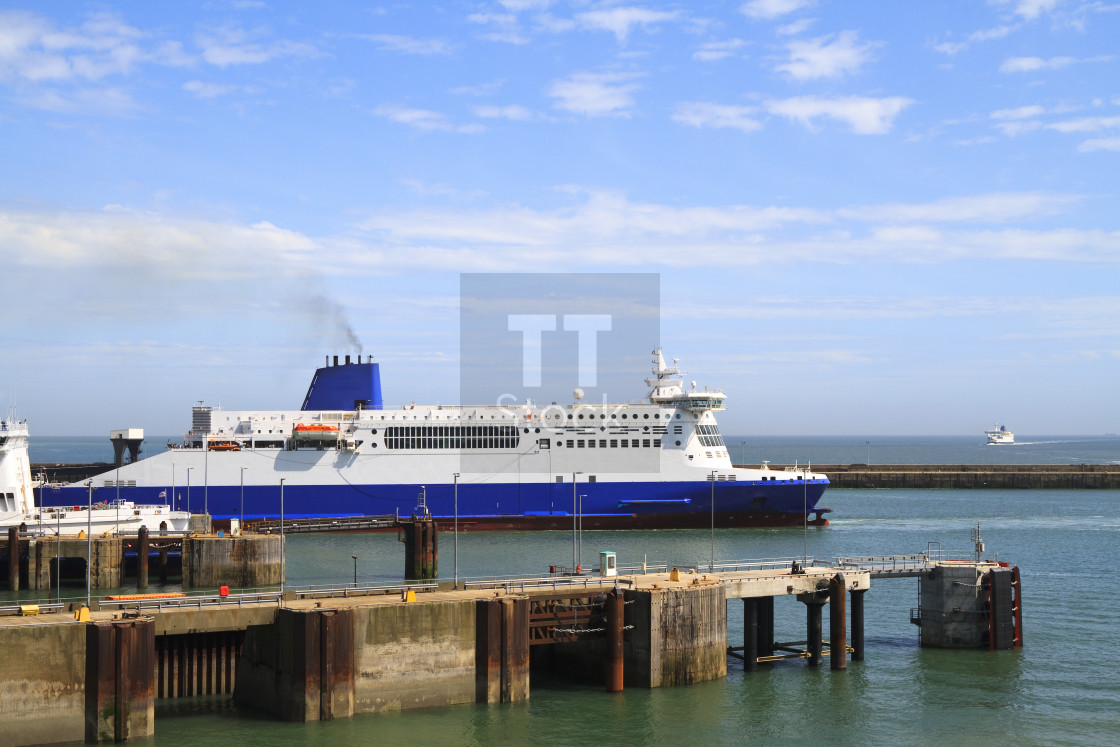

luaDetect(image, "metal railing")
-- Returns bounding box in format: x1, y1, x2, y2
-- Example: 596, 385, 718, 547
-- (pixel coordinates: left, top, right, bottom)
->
295, 583, 438, 600
98, 591, 282, 612
464, 575, 633, 592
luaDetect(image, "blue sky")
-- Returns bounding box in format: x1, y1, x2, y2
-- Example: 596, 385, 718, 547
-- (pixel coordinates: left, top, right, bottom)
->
1, 0, 1118, 437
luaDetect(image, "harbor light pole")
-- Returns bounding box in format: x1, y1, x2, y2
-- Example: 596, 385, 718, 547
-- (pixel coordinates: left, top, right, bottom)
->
352, 554, 358, 586
578, 494, 586, 571
866, 441, 870, 465
171, 463, 176, 511
86, 481, 93, 608
453, 472, 460, 590
279, 478, 285, 599
240, 467, 248, 530
710, 470, 716, 572
571, 472, 581, 573
186, 467, 193, 514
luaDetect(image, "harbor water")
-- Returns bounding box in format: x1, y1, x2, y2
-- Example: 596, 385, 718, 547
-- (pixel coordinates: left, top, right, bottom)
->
13, 436, 1120, 745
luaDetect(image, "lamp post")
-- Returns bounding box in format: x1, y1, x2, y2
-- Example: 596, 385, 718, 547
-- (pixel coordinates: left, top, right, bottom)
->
866, 440, 870, 465
571, 472, 580, 572
453, 472, 460, 590
803, 466, 809, 565
279, 478, 285, 599
186, 467, 193, 514
352, 554, 358, 586
204, 440, 209, 517
710, 470, 716, 572
86, 481, 93, 608
240, 467, 248, 530
171, 462, 176, 512
578, 494, 586, 572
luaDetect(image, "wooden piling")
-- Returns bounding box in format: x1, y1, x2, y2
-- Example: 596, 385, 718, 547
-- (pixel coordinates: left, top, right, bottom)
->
829, 574, 847, 671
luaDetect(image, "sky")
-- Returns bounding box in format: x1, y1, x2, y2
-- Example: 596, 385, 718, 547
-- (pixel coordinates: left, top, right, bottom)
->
1, 0, 1118, 437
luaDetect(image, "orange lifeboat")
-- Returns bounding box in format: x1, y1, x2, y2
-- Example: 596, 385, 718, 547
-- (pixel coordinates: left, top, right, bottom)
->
208, 440, 242, 451
293, 424, 339, 432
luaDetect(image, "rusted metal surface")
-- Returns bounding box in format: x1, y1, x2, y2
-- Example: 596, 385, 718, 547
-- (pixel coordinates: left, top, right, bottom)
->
500, 598, 529, 703
851, 589, 866, 661
475, 599, 502, 703
526, 592, 606, 645
85, 620, 156, 742
137, 526, 149, 590
606, 590, 624, 692
829, 574, 847, 671
156, 630, 243, 698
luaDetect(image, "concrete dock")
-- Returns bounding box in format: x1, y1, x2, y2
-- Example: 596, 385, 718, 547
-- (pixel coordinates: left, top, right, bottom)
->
0, 552, 1021, 745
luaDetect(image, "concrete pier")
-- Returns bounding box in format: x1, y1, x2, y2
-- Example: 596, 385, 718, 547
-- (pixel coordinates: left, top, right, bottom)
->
182, 534, 282, 588
1, 557, 1023, 745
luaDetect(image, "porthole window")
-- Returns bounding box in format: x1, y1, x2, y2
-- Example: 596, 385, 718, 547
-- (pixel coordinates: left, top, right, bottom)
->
675, 440, 681, 446
611, 414, 617, 419
643, 414, 649, 419
578, 414, 584, 420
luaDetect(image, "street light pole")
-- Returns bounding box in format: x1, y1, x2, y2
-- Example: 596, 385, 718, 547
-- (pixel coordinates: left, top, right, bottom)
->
710, 470, 716, 572
571, 472, 578, 572
453, 472, 460, 590
578, 494, 586, 572
86, 481, 93, 608
279, 478, 285, 599
240, 467, 248, 531
186, 467, 193, 514
352, 554, 357, 586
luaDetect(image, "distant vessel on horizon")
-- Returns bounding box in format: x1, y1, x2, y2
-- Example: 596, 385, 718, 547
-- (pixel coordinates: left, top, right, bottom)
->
986, 423, 1014, 445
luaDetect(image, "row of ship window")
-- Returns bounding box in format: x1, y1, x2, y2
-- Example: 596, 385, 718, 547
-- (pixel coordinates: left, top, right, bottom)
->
554, 438, 661, 449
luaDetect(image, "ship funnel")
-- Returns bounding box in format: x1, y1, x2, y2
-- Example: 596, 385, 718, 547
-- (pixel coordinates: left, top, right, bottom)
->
345, 355, 351, 365
333, 355, 339, 366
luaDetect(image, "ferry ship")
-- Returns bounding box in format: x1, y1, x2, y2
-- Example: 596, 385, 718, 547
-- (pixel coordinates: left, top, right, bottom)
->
2, 417, 189, 534
41, 351, 831, 530
986, 424, 1014, 445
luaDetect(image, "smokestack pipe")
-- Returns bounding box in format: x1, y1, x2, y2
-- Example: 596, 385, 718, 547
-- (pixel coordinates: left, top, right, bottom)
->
346, 355, 351, 365
333, 355, 339, 366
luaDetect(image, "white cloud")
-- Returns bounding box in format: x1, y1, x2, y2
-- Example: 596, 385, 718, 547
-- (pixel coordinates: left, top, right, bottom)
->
672, 101, 762, 133
741, 0, 814, 20
20, 85, 139, 115
766, 95, 913, 134
1078, 137, 1120, 152
548, 72, 643, 117
1045, 115, 1120, 133
1000, 55, 1076, 72
995, 120, 1042, 136
693, 39, 747, 62
991, 105, 1046, 119
196, 26, 316, 67
362, 34, 453, 56
474, 104, 536, 120
774, 30, 877, 80
182, 80, 236, 98
373, 104, 485, 134
575, 8, 682, 42
0, 10, 149, 82
1003, 0, 1063, 20
837, 192, 1078, 223
468, 13, 530, 45
776, 18, 816, 36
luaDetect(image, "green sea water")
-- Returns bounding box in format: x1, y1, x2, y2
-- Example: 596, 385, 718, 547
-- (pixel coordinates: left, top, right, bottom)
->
11, 487, 1118, 746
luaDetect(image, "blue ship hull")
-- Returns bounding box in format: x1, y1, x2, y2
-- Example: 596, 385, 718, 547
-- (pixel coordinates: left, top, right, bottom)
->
42, 478, 830, 530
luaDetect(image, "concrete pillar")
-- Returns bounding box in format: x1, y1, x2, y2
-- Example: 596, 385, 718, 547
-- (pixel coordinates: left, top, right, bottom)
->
90, 538, 124, 589
85, 619, 156, 742
137, 526, 149, 590
850, 589, 866, 661
7, 526, 18, 591
606, 588, 625, 692
158, 547, 168, 585
31, 538, 52, 590
829, 574, 847, 671
742, 598, 759, 671
182, 535, 282, 588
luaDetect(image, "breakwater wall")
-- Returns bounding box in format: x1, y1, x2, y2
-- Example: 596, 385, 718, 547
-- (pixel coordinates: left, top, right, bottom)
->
800, 464, 1120, 489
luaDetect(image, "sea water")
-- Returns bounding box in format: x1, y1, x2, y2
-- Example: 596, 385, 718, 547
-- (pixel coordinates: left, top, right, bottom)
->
12, 437, 1120, 745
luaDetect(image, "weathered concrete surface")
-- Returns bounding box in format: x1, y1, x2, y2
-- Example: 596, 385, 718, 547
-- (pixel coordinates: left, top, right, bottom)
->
353, 598, 477, 713
151, 604, 277, 635
918, 561, 1000, 648
0, 622, 86, 746
626, 582, 728, 687
182, 534, 281, 588
722, 567, 870, 599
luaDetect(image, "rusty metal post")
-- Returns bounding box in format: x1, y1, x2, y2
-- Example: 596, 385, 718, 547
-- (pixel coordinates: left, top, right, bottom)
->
743, 598, 759, 671
606, 587, 625, 691
850, 588, 866, 661
500, 598, 530, 703
158, 547, 168, 585
138, 526, 149, 590
7, 526, 18, 591
829, 573, 847, 671
475, 599, 502, 703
